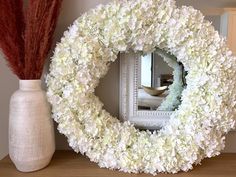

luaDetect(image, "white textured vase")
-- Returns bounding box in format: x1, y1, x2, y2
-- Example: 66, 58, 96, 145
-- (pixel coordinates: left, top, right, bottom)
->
9, 80, 55, 172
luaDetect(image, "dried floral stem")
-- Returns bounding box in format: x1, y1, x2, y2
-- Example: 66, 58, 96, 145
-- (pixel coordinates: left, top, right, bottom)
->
0, 0, 63, 79
0, 0, 25, 78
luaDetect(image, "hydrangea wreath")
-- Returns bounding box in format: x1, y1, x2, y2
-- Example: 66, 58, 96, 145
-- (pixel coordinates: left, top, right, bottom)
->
46, 0, 236, 174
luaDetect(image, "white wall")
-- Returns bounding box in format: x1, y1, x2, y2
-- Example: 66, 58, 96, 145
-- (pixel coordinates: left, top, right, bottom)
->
0, 57, 18, 159
177, 0, 236, 9
1, 0, 236, 159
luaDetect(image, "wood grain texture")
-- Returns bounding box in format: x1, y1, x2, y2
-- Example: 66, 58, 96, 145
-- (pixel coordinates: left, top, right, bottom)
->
0, 151, 236, 177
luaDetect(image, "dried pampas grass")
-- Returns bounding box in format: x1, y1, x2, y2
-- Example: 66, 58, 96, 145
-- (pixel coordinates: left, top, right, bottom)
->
0, 0, 63, 79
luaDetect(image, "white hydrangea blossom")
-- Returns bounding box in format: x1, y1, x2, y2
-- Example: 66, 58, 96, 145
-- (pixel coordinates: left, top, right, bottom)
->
46, 0, 236, 174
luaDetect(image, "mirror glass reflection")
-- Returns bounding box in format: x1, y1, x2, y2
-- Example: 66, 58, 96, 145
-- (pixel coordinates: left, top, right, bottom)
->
138, 51, 186, 111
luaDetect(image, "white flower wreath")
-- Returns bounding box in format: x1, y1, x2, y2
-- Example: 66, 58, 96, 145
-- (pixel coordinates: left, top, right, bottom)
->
46, 0, 236, 174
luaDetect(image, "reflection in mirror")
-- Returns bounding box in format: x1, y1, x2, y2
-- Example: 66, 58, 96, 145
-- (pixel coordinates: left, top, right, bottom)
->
138, 49, 186, 111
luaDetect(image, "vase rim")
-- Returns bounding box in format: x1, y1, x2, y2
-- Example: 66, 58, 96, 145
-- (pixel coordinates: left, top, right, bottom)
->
19, 79, 41, 81
19, 80, 42, 91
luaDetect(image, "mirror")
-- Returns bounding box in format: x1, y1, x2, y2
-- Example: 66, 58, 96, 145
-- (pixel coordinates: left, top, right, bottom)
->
119, 10, 222, 130
119, 49, 187, 130
138, 50, 186, 111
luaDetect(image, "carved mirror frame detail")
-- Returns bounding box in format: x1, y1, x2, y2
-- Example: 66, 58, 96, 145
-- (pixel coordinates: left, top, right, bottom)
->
119, 53, 172, 129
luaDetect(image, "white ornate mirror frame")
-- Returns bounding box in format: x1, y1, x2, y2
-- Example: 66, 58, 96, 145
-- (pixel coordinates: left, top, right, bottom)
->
119, 52, 172, 130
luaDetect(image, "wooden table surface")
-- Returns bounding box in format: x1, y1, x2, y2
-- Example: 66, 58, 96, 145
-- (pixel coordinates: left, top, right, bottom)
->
0, 151, 236, 177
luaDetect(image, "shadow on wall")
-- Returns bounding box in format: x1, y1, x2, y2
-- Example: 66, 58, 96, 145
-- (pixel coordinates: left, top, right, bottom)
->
176, 0, 236, 8
0, 56, 18, 159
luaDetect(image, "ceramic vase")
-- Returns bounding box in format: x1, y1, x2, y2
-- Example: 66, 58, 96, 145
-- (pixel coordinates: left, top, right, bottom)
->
9, 80, 55, 172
